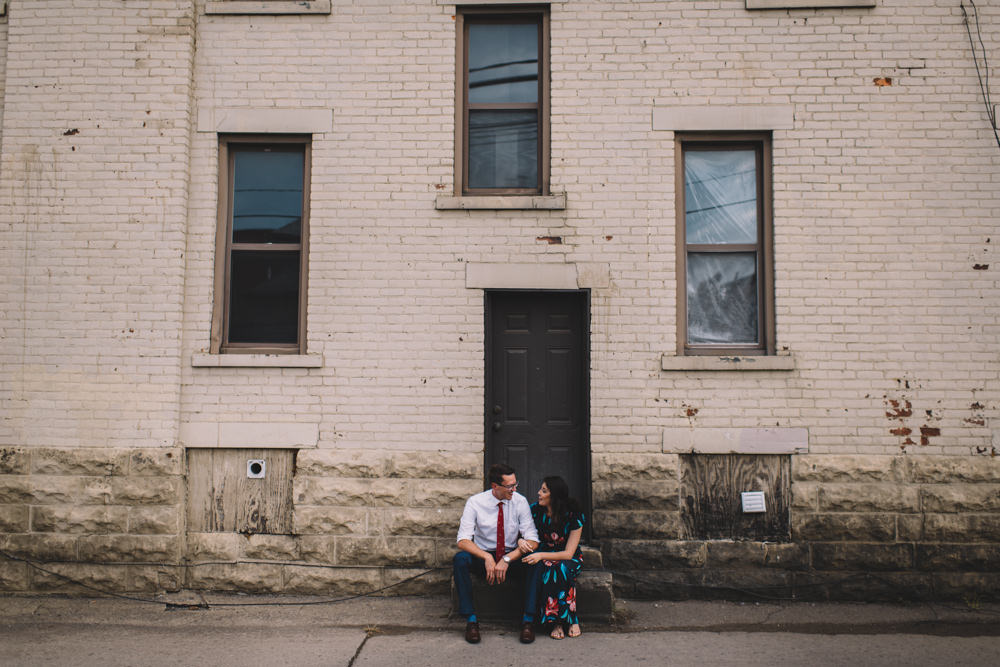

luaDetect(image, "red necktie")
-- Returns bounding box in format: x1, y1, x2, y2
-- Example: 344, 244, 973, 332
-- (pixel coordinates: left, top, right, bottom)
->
496, 501, 505, 560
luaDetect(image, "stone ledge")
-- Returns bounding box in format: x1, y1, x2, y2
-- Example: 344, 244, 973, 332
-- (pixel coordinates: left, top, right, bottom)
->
435, 194, 566, 210
661, 354, 796, 371
191, 353, 323, 368
746, 0, 875, 8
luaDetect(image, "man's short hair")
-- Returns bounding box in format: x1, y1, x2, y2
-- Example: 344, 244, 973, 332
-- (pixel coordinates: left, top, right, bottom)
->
487, 462, 515, 486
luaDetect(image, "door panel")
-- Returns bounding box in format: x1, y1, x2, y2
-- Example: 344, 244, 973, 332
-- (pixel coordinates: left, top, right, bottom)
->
486, 291, 589, 521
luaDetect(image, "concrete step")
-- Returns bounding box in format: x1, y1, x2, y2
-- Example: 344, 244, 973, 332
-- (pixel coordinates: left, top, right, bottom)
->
451, 547, 613, 624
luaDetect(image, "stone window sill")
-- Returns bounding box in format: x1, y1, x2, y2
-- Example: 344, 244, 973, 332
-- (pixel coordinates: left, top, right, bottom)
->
192, 353, 323, 368
661, 354, 796, 371
435, 194, 567, 211
205, 1, 332, 15
746, 0, 874, 8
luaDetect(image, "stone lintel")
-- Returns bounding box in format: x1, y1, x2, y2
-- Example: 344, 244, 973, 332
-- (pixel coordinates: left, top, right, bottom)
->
179, 421, 319, 448
205, 1, 332, 15
196, 108, 333, 133
663, 427, 808, 454
747, 0, 875, 9
653, 104, 795, 131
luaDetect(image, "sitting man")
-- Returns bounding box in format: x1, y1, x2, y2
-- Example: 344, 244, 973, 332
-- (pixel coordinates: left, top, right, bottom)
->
454, 462, 540, 644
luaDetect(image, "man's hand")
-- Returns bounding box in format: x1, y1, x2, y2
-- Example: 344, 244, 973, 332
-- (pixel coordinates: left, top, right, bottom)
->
517, 538, 535, 554
483, 553, 498, 584
493, 557, 509, 584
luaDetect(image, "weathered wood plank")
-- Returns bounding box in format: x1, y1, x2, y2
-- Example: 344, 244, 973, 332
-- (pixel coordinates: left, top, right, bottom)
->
187, 448, 294, 534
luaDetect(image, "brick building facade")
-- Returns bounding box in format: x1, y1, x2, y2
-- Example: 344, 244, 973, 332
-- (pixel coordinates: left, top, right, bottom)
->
1, 0, 999, 600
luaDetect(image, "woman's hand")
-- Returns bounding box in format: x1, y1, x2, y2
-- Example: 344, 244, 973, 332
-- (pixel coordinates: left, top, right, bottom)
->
522, 552, 542, 565
517, 538, 535, 554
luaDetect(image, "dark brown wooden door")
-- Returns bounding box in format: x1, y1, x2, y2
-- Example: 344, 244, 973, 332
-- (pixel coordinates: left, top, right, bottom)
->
486, 291, 589, 516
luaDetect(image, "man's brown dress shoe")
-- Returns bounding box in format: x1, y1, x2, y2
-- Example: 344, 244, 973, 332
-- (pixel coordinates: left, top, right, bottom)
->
519, 622, 535, 644
465, 621, 481, 644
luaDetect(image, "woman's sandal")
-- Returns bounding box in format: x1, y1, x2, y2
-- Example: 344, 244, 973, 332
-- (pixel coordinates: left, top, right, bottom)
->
550, 625, 565, 640
568, 624, 582, 638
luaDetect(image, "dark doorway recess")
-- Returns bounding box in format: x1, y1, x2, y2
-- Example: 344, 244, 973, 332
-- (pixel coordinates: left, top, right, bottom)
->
485, 290, 590, 529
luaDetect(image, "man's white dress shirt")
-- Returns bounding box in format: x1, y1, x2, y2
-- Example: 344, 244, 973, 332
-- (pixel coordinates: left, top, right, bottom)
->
457, 489, 539, 553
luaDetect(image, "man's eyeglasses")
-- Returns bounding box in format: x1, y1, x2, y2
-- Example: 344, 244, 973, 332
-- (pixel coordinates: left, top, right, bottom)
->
497, 482, 518, 490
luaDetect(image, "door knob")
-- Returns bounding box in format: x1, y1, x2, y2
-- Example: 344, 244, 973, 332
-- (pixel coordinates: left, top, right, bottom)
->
492, 421, 502, 432
493, 405, 503, 414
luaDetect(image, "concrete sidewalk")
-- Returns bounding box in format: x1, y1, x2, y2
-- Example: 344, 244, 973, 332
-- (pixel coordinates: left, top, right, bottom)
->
2, 594, 999, 666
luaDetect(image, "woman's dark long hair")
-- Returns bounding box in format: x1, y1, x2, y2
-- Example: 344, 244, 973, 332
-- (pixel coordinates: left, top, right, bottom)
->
543, 475, 581, 527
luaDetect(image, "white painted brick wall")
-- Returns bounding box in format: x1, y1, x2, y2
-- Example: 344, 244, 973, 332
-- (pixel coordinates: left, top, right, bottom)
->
1, 0, 998, 460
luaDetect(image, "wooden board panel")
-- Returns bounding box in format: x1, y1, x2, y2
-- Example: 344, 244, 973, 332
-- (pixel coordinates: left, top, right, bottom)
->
187, 448, 294, 534
680, 453, 790, 541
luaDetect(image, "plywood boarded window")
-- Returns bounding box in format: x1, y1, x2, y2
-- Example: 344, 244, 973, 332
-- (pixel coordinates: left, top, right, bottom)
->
680, 453, 790, 541
187, 448, 294, 535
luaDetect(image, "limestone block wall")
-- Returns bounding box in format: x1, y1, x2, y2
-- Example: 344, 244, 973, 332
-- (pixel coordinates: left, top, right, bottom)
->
0, 447, 184, 593
596, 453, 1000, 601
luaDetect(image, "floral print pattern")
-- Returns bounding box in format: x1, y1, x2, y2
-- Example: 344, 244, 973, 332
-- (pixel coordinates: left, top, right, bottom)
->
530, 502, 585, 627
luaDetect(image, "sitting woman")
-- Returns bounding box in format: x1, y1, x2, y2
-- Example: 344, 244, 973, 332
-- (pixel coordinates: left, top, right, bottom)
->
519, 476, 585, 639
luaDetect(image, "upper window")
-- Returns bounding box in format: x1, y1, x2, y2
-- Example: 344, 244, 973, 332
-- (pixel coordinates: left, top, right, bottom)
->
457, 6, 549, 195
676, 133, 774, 355
212, 136, 310, 354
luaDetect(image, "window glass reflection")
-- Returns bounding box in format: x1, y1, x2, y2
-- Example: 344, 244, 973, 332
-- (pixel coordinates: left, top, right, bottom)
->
468, 110, 538, 189
686, 252, 758, 344
228, 250, 299, 344
232, 149, 303, 244
468, 23, 538, 104
685, 150, 757, 245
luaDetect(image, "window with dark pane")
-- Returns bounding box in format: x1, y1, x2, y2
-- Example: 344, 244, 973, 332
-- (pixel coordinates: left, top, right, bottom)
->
678, 136, 773, 354
462, 11, 544, 194
217, 139, 308, 352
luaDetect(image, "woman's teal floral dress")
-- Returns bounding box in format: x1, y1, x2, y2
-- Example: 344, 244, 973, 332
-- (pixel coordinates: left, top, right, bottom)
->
530, 502, 585, 627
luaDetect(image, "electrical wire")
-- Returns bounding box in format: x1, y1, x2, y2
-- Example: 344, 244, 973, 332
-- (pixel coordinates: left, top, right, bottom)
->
961, 0, 1000, 151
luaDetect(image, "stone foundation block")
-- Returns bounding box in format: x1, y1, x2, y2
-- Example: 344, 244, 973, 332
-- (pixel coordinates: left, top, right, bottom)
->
382, 508, 456, 538
243, 534, 300, 561
920, 485, 1000, 513
0, 534, 78, 561
0, 476, 32, 504
434, 538, 460, 568
593, 480, 678, 510
706, 541, 809, 570
385, 451, 480, 479
296, 449, 388, 478
811, 543, 914, 571
29, 476, 113, 505
592, 453, 678, 481
0, 505, 29, 532
897, 514, 923, 541
336, 536, 435, 567
792, 513, 896, 542
923, 514, 1000, 542
0, 560, 31, 591
916, 544, 1000, 572
31, 506, 129, 534
0, 448, 30, 475
293, 507, 367, 535
282, 565, 381, 595
77, 536, 180, 563
907, 456, 1000, 484
112, 477, 180, 505
791, 481, 818, 511
29, 564, 128, 593
128, 565, 182, 593
189, 563, 284, 593
793, 455, 905, 483
817, 484, 920, 513
930, 572, 1000, 602
603, 539, 706, 569
128, 506, 180, 535
187, 532, 241, 561
382, 567, 450, 596
593, 510, 681, 540
31, 449, 130, 476
806, 571, 934, 603
294, 477, 409, 507
411, 479, 481, 507
129, 448, 183, 476
296, 536, 336, 563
